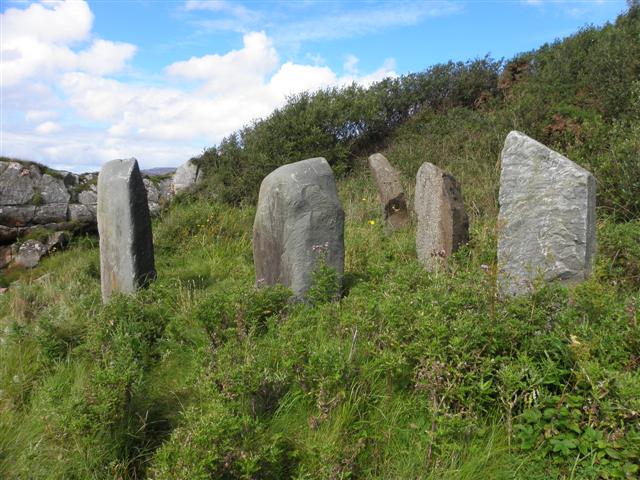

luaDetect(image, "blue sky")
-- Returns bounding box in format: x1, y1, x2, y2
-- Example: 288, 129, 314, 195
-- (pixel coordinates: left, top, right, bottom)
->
0, 0, 628, 172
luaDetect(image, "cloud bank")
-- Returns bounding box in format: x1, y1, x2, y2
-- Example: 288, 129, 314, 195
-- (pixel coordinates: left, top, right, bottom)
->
1, 1, 396, 172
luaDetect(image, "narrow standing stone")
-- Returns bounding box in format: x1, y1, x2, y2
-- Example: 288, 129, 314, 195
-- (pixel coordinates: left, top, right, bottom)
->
98, 158, 156, 303
415, 162, 469, 271
498, 131, 596, 296
368, 153, 409, 230
253, 157, 345, 299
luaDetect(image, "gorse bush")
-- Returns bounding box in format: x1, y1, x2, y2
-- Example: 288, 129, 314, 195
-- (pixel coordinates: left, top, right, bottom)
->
195, 57, 502, 205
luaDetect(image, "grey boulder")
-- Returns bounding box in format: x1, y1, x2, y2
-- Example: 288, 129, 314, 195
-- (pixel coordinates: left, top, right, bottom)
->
497, 131, 596, 296
98, 158, 156, 303
0, 162, 40, 205
39, 174, 70, 204
173, 159, 201, 194
253, 157, 345, 299
15, 240, 48, 268
415, 162, 469, 271
46, 231, 70, 251
78, 188, 97, 206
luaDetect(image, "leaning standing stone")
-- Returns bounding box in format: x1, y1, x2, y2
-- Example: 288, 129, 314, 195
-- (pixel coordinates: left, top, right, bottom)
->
415, 163, 469, 271
98, 158, 156, 303
368, 153, 409, 230
253, 157, 345, 299
498, 131, 596, 296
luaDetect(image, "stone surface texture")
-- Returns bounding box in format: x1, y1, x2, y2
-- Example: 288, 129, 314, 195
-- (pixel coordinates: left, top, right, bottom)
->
368, 153, 409, 230
173, 159, 201, 194
46, 231, 70, 251
98, 158, 156, 302
15, 240, 48, 268
253, 157, 345, 299
415, 162, 469, 271
498, 131, 596, 296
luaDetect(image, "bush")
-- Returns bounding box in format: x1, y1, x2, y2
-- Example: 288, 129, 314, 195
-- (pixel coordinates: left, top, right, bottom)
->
194, 58, 501, 205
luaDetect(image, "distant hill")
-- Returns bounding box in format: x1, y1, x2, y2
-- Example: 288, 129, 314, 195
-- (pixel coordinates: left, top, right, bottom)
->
141, 167, 176, 176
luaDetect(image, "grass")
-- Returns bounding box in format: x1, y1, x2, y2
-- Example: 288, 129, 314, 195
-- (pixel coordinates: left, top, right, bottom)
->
1, 164, 638, 478
1, 7, 639, 477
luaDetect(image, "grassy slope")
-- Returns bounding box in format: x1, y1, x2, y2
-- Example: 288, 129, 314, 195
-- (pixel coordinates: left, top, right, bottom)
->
1, 162, 638, 478
2, 9, 640, 480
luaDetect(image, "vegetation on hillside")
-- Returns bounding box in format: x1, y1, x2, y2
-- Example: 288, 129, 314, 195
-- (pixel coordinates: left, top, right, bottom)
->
194, 4, 639, 221
1, 4, 639, 479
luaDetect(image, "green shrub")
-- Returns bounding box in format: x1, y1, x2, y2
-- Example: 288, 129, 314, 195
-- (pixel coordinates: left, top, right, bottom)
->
149, 398, 296, 479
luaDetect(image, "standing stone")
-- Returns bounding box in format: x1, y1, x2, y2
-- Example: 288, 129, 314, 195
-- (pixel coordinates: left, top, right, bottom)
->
253, 157, 345, 299
498, 131, 596, 296
415, 163, 469, 271
97, 158, 155, 303
173, 158, 201, 194
368, 153, 409, 230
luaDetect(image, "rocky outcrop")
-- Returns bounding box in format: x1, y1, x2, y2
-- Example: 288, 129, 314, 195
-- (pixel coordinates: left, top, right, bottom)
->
253, 157, 345, 300
497, 131, 596, 296
0, 159, 174, 245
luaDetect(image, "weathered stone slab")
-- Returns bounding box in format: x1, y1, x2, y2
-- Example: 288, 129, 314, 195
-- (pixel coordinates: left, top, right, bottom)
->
143, 178, 161, 215
415, 162, 469, 271
39, 174, 70, 204
78, 189, 97, 206
368, 153, 409, 230
69, 203, 96, 224
0, 162, 40, 205
15, 240, 47, 268
253, 157, 345, 299
173, 158, 201, 194
0, 205, 37, 227
33, 204, 69, 224
498, 131, 596, 296
97, 158, 156, 303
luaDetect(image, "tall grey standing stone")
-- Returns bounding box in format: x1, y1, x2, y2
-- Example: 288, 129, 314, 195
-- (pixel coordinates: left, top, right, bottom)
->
97, 158, 156, 303
415, 162, 469, 271
368, 153, 409, 230
253, 157, 345, 299
498, 131, 596, 296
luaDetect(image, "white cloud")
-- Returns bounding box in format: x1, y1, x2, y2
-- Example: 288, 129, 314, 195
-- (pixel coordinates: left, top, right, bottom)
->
343, 54, 359, 75
0, 0, 136, 87
182, 0, 262, 32
1, 1, 397, 172
165, 31, 279, 93
26, 110, 58, 123
184, 0, 258, 19
1, 0, 93, 44
34, 121, 63, 135
273, 2, 460, 44
76, 40, 137, 76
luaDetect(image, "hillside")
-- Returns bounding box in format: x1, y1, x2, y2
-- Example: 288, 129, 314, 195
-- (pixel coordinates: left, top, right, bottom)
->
1, 5, 639, 480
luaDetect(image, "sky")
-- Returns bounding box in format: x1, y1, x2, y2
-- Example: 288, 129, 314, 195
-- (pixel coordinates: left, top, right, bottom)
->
0, 0, 629, 173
